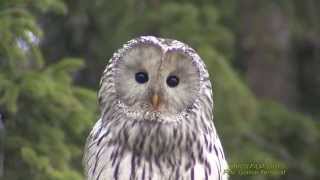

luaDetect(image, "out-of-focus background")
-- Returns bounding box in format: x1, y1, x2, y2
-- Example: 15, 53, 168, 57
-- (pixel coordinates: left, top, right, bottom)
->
0, 0, 319, 179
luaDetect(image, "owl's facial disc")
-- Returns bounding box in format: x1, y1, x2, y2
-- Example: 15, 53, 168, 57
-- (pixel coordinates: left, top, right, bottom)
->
114, 44, 200, 120
160, 51, 200, 114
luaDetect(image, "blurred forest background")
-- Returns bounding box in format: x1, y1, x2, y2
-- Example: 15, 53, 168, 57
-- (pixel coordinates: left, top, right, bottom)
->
0, 0, 320, 179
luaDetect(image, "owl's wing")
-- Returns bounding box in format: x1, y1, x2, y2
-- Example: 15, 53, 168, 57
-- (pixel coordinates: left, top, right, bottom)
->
83, 118, 108, 179
210, 136, 229, 180
183, 135, 228, 180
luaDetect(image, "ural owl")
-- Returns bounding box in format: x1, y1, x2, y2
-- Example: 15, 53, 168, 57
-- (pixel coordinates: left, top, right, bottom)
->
84, 36, 228, 180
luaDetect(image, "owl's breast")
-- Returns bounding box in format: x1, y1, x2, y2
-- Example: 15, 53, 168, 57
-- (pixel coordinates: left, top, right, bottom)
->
84, 118, 228, 180
85, 138, 228, 180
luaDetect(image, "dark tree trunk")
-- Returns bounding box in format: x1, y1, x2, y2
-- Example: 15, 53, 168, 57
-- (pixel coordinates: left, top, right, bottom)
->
238, 0, 297, 109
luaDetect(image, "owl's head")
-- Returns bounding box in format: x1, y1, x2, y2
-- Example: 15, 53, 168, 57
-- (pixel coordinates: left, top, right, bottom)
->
99, 36, 211, 123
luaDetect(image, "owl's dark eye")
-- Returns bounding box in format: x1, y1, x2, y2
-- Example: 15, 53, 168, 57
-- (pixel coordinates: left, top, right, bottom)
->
135, 72, 149, 84
167, 75, 179, 87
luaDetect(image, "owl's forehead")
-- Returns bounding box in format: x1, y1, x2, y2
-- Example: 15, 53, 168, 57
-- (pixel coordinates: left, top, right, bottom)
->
129, 36, 193, 55
114, 36, 201, 66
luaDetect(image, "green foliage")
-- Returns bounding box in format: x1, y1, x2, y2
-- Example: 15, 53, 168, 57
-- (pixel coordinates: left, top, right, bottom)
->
1, 0, 320, 180
200, 48, 320, 180
0, 0, 96, 179
255, 101, 320, 179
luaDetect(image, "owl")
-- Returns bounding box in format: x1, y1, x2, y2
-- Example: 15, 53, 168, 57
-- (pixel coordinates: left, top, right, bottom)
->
83, 36, 228, 180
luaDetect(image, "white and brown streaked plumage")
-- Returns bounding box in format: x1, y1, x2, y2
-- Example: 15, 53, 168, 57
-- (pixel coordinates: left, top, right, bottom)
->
83, 36, 228, 180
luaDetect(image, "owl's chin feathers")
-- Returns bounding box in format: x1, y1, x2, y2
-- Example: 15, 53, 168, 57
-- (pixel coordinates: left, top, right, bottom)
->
117, 100, 183, 124
99, 104, 197, 158
97, 96, 215, 158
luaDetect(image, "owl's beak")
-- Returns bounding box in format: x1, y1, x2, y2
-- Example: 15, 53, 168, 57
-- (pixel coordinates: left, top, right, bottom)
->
151, 94, 160, 109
